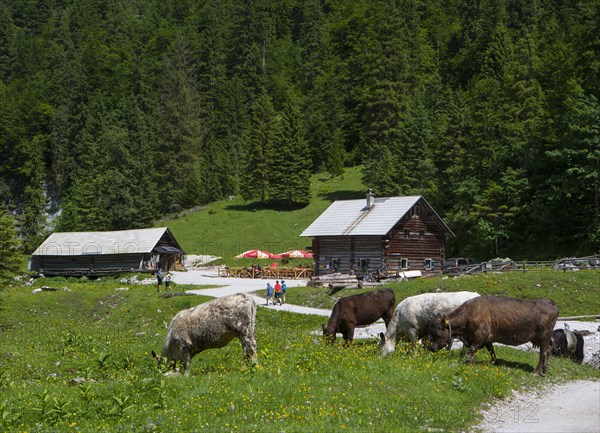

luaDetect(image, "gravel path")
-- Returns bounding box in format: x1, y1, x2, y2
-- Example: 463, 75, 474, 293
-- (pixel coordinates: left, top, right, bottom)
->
172, 270, 600, 433
172, 270, 330, 316
475, 380, 600, 433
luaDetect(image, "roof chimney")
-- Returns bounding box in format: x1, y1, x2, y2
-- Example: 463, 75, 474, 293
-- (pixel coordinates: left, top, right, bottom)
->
366, 189, 375, 210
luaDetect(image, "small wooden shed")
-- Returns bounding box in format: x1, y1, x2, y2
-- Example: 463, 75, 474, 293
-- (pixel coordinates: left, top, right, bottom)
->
30, 227, 185, 276
301, 191, 454, 276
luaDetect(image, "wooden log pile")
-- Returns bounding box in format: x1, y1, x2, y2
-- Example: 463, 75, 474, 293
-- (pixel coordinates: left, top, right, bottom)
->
308, 272, 359, 289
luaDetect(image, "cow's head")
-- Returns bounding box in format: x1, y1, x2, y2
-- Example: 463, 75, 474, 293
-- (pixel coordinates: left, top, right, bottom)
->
428, 313, 452, 352
151, 350, 163, 365
378, 332, 396, 356
322, 323, 336, 343
152, 350, 180, 374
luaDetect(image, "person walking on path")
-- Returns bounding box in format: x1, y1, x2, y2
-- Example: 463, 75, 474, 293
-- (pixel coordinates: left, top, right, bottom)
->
265, 282, 274, 305
156, 269, 163, 292
274, 280, 283, 305
281, 280, 287, 304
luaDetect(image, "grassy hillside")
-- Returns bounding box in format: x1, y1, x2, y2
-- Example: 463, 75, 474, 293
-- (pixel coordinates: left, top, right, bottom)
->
163, 167, 366, 265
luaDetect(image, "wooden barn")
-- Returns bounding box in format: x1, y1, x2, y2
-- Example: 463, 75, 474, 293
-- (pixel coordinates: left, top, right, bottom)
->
301, 191, 454, 276
30, 227, 185, 276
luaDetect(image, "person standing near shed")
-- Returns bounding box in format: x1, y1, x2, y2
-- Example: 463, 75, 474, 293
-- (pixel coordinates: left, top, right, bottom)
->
156, 269, 163, 292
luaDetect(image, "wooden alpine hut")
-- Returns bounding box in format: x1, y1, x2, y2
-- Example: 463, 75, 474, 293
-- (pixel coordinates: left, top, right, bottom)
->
301, 191, 454, 277
30, 227, 185, 276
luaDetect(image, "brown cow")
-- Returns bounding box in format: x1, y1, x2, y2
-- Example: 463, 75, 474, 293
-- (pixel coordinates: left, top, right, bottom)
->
428, 296, 558, 375
322, 288, 395, 343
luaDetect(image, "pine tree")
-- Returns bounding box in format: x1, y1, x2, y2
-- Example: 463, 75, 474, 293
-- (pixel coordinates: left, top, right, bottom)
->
0, 4, 16, 83
270, 98, 311, 207
542, 80, 600, 252
156, 33, 205, 212
241, 90, 279, 203
0, 211, 23, 282
326, 128, 346, 177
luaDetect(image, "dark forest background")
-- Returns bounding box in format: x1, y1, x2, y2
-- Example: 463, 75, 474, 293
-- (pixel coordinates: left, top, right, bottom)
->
0, 0, 598, 260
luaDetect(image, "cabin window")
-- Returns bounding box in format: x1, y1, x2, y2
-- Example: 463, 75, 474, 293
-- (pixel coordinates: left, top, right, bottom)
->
411, 206, 421, 217
419, 230, 425, 239
422, 258, 435, 270
404, 230, 410, 239
399, 258, 410, 269
329, 258, 340, 271
359, 259, 370, 270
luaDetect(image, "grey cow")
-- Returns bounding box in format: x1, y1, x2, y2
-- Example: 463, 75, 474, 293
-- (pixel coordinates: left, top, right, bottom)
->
152, 293, 258, 375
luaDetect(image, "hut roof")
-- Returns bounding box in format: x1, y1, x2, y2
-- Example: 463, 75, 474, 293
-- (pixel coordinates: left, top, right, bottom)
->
32, 227, 183, 256
300, 195, 453, 237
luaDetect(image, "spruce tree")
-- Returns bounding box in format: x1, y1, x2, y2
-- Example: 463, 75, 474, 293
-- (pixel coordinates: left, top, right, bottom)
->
241, 90, 279, 203
326, 128, 345, 177
0, 211, 22, 282
270, 98, 311, 207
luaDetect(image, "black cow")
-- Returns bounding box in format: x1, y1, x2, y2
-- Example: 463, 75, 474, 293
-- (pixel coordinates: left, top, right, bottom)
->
552, 328, 584, 364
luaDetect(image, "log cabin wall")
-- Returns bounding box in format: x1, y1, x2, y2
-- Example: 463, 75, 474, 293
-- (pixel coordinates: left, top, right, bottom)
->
385, 211, 446, 274
38, 253, 144, 276
313, 236, 352, 274
313, 236, 385, 275
351, 236, 385, 272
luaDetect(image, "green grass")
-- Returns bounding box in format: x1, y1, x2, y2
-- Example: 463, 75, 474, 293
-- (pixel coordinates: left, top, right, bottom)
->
286, 270, 600, 317
162, 167, 366, 266
1, 273, 599, 432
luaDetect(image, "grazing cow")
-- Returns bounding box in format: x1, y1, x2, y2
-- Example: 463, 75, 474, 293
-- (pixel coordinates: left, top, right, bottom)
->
428, 296, 559, 375
379, 291, 480, 355
322, 288, 395, 343
552, 327, 584, 364
152, 293, 257, 375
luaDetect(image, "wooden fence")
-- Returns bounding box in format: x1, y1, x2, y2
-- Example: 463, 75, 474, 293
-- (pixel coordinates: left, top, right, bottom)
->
458, 256, 600, 276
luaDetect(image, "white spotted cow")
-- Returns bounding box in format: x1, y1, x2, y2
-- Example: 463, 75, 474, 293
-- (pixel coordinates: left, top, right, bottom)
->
379, 291, 480, 355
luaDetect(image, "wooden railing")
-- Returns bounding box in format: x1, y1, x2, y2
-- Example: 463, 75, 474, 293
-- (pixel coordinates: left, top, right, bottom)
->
219, 267, 314, 279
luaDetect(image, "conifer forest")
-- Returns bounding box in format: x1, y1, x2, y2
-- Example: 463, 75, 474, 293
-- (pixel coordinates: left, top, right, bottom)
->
0, 0, 598, 259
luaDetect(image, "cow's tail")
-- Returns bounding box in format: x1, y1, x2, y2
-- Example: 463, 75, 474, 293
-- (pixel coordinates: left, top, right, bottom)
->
243, 294, 258, 364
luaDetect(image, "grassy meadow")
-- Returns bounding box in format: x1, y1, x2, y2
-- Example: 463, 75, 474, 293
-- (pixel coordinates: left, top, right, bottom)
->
1, 272, 599, 433
162, 168, 366, 266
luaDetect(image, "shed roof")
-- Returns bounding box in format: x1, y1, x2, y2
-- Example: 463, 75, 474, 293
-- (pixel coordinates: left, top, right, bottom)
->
300, 195, 453, 237
32, 227, 182, 256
